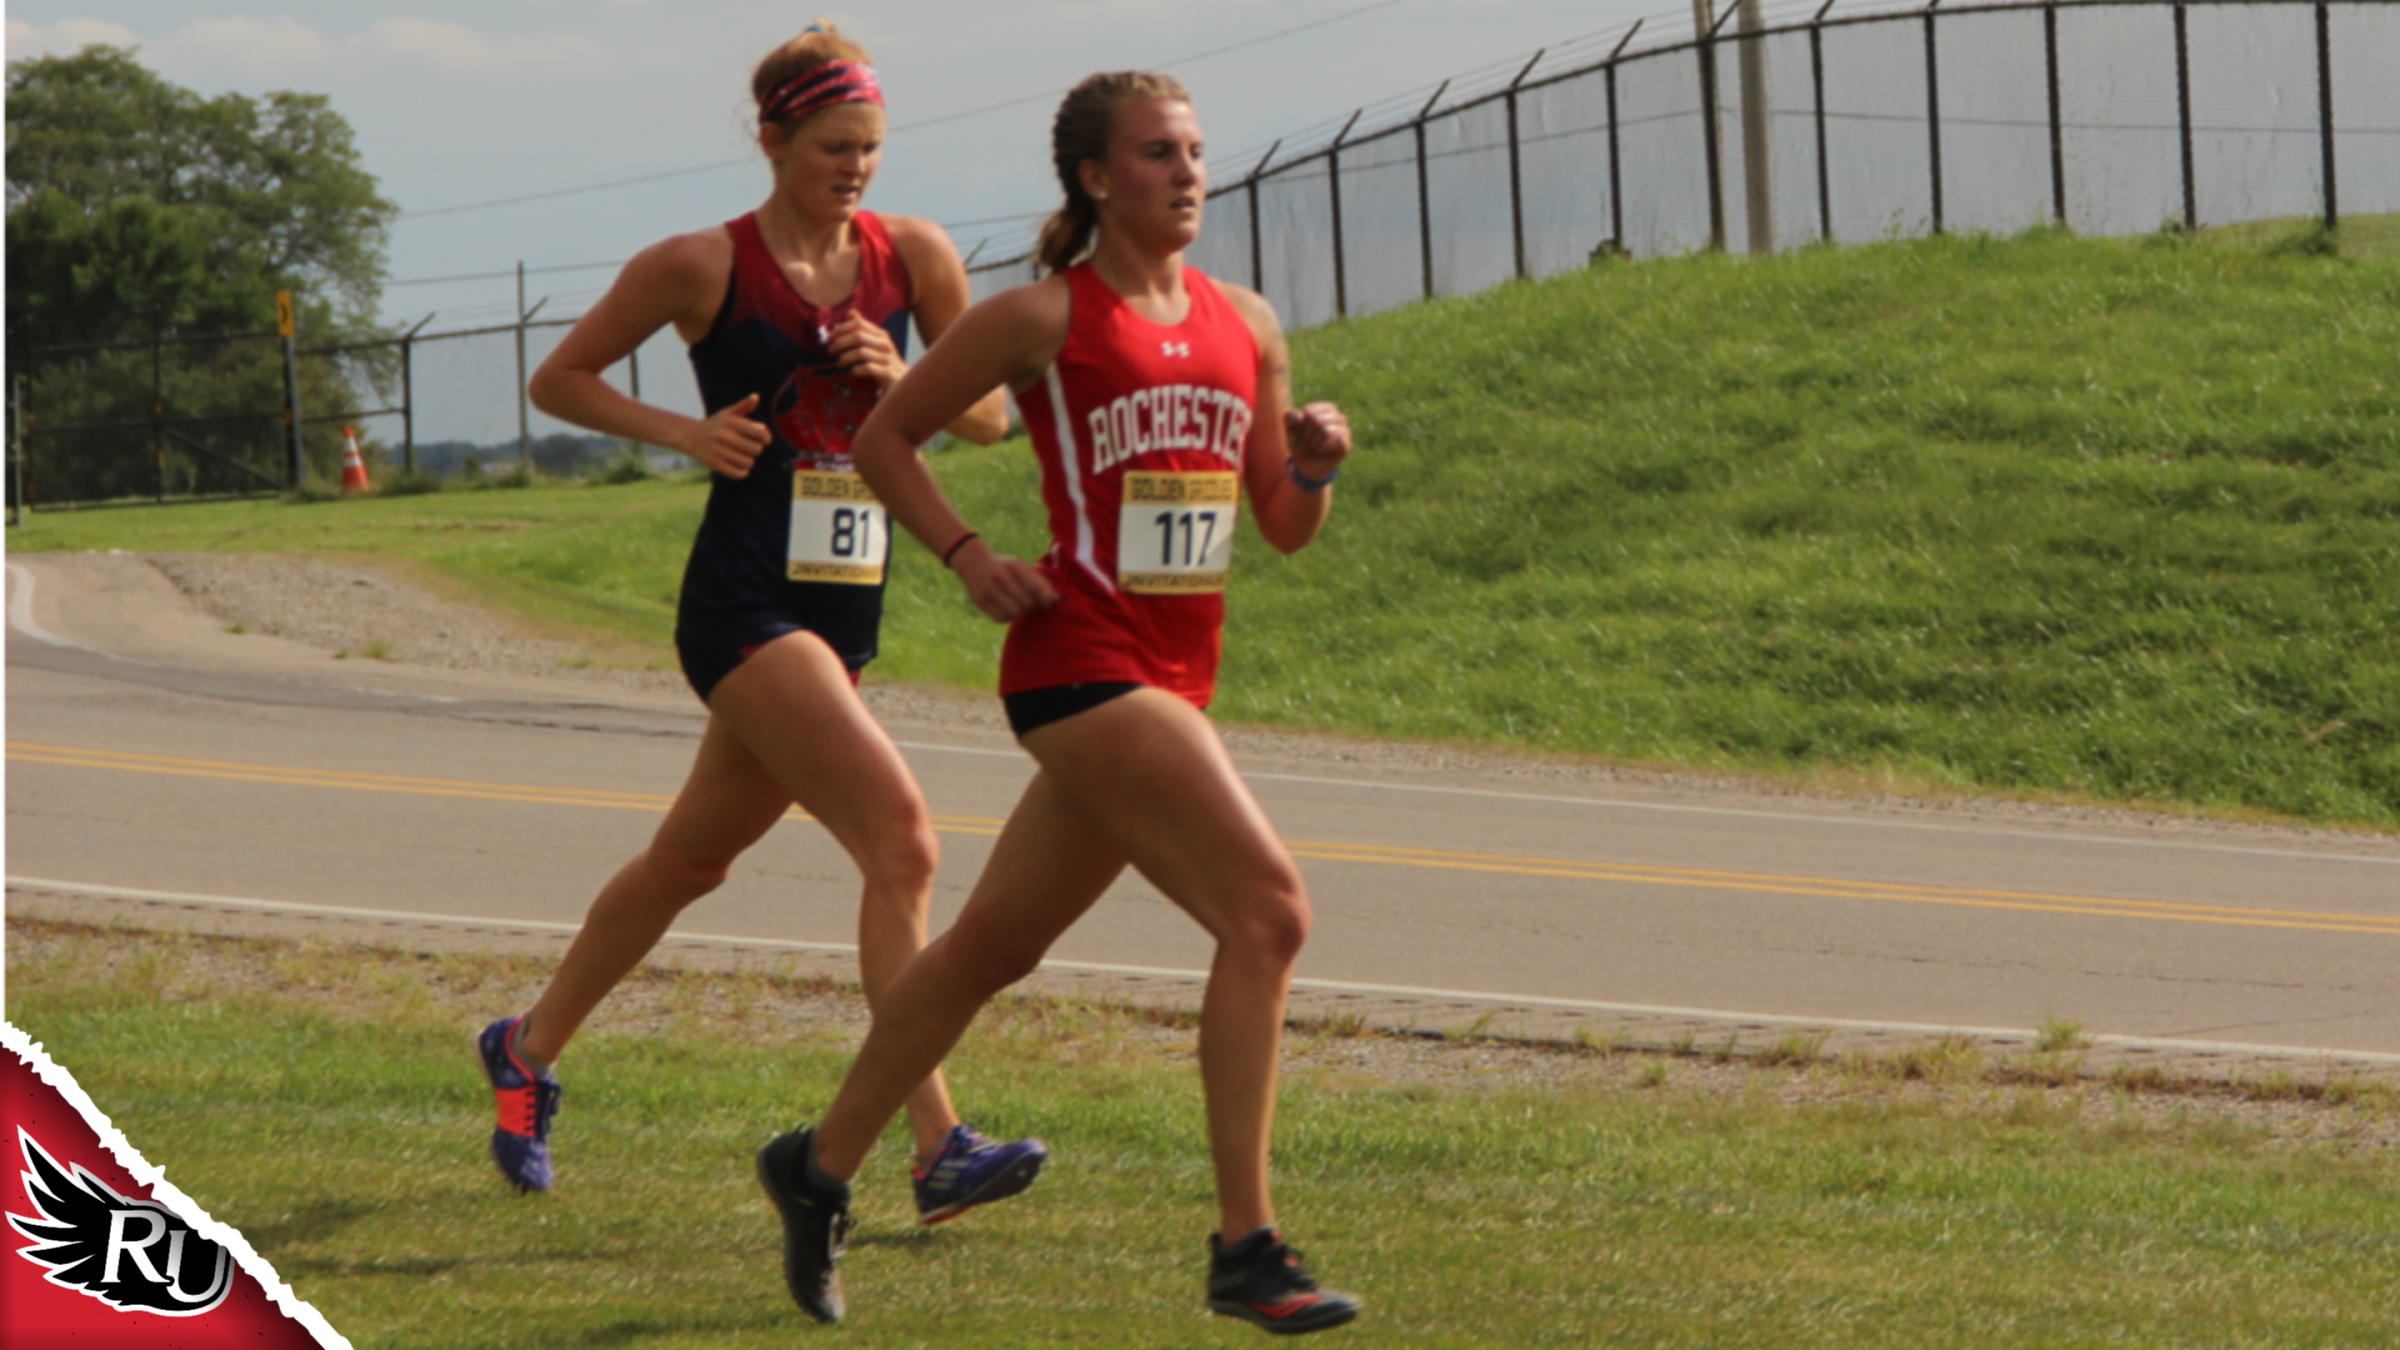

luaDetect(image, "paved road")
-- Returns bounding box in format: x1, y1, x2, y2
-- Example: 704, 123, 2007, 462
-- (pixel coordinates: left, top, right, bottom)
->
9, 554, 2398, 1072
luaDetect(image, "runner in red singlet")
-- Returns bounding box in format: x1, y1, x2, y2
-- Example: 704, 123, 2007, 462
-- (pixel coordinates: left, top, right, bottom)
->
752, 72, 1362, 1335
470, 23, 1048, 1226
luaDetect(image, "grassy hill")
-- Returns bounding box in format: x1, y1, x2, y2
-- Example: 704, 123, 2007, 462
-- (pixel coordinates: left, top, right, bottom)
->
15, 223, 2398, 826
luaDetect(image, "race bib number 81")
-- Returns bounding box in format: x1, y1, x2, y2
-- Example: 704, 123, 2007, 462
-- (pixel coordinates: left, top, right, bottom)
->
788, 470, 889, 585
1118, 470, 1238, 595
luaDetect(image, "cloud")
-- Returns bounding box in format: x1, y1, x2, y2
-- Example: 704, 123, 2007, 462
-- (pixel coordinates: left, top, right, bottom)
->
79, 13, 623, 87
169, 16, 331, 68
4, 17, 144, 60
363, 17, 613, 75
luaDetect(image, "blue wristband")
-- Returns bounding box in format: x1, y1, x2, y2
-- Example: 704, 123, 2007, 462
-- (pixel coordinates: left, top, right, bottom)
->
1286, 457, 1339, 493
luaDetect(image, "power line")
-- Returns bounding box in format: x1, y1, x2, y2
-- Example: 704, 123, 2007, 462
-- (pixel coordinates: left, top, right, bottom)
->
397, 0, 1412, 221
403, 159, 754, 221
386, 259, 628, 288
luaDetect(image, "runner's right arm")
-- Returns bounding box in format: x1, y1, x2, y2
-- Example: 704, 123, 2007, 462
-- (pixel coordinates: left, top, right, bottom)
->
852, 279, 1070, 622
529, 232, 775, 479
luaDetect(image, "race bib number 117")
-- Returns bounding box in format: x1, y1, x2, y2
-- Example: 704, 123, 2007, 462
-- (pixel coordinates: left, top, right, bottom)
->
1118, 470, 1238, 595
788, 470, 889, 585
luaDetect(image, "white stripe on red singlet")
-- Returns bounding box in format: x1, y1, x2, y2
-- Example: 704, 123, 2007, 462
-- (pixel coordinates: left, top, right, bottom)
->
1043, 363, 1114, 593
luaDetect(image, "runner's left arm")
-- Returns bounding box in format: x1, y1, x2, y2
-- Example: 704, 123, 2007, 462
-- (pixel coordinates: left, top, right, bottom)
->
842, 216, 1012, 446
1226, 285, 1349, 554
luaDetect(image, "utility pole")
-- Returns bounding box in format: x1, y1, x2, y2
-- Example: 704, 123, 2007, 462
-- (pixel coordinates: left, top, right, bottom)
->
1738, 0, 1776, 254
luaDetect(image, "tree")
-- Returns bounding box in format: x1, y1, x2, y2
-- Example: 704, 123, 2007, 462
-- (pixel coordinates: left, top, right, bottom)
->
6, 45, 395, 346
6, 45, 400, 501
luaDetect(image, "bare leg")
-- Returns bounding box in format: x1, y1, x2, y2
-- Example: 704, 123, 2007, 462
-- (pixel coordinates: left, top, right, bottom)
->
706, 633, 959, 1159
814, 770, 1129, 1176
1019, 691, 1309, 1240
519, 716, 793, 1061
814, 689, 1309, 1240
518, 631, 959, 1158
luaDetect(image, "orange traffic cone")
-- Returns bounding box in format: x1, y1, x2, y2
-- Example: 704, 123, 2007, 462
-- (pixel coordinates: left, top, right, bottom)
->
340, 426, 372, 492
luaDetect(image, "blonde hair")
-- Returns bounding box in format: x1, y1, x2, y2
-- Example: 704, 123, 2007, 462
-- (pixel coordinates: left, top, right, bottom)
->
1034, 71, 1194, 275
752, 22, 874, 130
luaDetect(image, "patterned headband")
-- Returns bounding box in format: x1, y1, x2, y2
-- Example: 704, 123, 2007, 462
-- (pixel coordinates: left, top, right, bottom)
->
759, 60, 885, 125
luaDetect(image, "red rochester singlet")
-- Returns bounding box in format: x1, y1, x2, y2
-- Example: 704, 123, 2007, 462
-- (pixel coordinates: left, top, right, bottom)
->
1002, 263, 1261, 707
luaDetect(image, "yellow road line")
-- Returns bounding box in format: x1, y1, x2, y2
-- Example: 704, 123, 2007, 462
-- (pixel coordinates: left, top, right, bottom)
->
7, 743, 1003, 832
11, 742, 2392, 937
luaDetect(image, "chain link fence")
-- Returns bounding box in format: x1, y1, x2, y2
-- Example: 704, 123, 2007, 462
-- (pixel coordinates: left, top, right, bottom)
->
10, 0, 2390, 513
7, 312, 704, 511
966, 0, 2397, 328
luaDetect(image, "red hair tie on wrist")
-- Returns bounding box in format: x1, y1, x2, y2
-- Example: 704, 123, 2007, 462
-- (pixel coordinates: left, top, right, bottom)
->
759, 60, 885, 125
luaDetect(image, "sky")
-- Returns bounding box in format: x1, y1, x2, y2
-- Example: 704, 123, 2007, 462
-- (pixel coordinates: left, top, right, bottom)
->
4, 0, 1723, 332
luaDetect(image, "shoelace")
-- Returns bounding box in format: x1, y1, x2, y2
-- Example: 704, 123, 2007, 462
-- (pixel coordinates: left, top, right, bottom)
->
1275, 1249, 1322, 1294
1236, 1241, 1320, 1294
919, 1127, 989, 1184
828, 1208, 855, 1258
495, 1079, 559, 1138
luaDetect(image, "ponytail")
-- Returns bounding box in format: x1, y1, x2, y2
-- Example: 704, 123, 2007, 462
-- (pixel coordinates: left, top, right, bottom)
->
1036, 71, 1193, 275
1035, 195, 1101, 276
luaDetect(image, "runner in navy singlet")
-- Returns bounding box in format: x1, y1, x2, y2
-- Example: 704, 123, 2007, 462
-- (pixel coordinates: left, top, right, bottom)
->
470, 23, 1048, 1227
750, 73, 1363, 1334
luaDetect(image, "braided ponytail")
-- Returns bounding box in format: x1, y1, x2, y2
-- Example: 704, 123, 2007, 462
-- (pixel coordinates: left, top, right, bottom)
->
1035, 71, 1193, 275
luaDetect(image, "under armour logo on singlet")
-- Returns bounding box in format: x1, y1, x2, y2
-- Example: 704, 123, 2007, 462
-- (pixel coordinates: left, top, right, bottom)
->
1161, 341, 1191, 359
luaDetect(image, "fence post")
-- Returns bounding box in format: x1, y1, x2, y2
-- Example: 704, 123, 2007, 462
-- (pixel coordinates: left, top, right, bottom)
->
400, 334, 415, 474
1924, 0, 1945, 235
2316, 1, 2337, 232
1328, 110, 1363, 319
1248, 181, 1265, 292
2174, 1, 2196, 232
1245, 140, 1279, 296
1413, 83, 1446, 299
1507, 51, 1543, 282
1416, 121, 1435, 297
400, 312, 432, 475
152, 333, 166, 504
1607, 63, 1639, 257
1695, 0, 1729, 250
278, 291, 304, 489
9, 374, 26, 525
628, 343, 646, 460
1600, 23, 1643, 256
515, 261, 530, 471
1507, 91, 1527, 278
2046, 3, 2066, 225
1330, 148, 1348, 316
1812, 1, 1837, 243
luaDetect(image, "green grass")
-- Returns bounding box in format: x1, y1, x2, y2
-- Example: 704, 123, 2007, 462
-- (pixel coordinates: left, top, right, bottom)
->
15, 222, 2399, 825
7, 921, 2398, 1349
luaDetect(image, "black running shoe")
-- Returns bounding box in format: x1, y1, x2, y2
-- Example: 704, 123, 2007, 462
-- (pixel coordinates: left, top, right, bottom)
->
756, 1127, 853, 1323
1207, 1227, 1361, 1335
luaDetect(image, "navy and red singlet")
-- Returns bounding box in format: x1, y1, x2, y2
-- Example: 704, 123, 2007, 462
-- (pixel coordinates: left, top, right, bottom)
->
678, 210, 914, 701
1004, 262, 1261, 712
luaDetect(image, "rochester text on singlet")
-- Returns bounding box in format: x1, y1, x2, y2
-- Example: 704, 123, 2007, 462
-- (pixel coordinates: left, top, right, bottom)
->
1086, 382, 1252, 477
